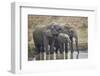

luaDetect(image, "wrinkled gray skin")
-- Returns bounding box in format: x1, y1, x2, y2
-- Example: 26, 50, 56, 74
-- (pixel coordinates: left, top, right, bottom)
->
55, 25, 79, 59
54, 33, 70, 53
54, 33, 71, 59
33, 24, 79, 59
33, 25, 59, 59
43, 25, 60, 54
49, 25, 79, 59
33, 28, 44, 54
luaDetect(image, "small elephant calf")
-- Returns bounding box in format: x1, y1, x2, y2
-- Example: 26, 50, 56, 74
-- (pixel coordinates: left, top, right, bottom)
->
54, 33, 71, 59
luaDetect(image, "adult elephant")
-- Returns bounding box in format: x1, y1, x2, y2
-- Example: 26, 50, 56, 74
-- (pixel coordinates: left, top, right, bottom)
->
33, 23, 79, 60
50, 23, 79, 59
33, 27, 44, 60
33, 24, 59, 60
56, 25, 79, 59
44, 23, 79, 59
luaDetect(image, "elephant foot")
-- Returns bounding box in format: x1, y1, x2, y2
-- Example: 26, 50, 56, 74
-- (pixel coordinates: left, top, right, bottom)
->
56, 52, 59, 59
76, 54, 79, 59
36, 54, 41, 60
65, 53, 68, 59
39, 52, 42, 60
63, 52, 68, 59
50, 53, 54, 60
46, 53, 50, 60
71, 56, 73, 59
56, 51, 60, 59
54, 52, 56, 60
43, 52, 46, 60
70, 54, 73, 59
40, 52, 43, 60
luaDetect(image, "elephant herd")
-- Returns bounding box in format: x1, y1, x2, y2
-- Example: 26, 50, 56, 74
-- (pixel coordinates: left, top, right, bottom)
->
33, 23, 79, 60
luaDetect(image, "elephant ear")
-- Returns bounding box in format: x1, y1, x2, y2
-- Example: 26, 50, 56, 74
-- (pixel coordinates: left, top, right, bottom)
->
48, 25, 59, 36
43, 29, 53, 37
64, 26, 78, 38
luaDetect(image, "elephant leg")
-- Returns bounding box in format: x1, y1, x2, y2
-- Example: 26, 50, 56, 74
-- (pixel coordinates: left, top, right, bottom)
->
43, 35, 48, 60
65, 42, 68, 59
45, 45, 49, 60
59, 43, 64, 54
75, 38, 79, 59
54, 47, 58, 60
50, 43, 55, 60
70, 37, 74, 59
41, 45, 46, 60
50, 42, 54, 54
41, 46, 46, 60
55, 47, 59, 59
40, 51, 42, 60
40, 46, 44, 60
35, 45, 41, 60
55, 47, 58, 54
62, 44, 65, 59
44, 40, 49, 60
39, 47, 42, 60
54, 51, 56, 60
43, 52, 46, 60
59, 43, 64, 59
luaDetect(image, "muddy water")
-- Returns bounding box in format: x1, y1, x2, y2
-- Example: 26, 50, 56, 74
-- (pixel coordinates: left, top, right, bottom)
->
28, 50, 88, 61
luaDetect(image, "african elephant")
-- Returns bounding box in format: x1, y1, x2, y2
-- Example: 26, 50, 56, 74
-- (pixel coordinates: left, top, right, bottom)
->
55, 25, 79, 59
33, 25, 59, 60
54, 33, 71, 59
33, 23, 79, 60
49, 23, 79, 59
